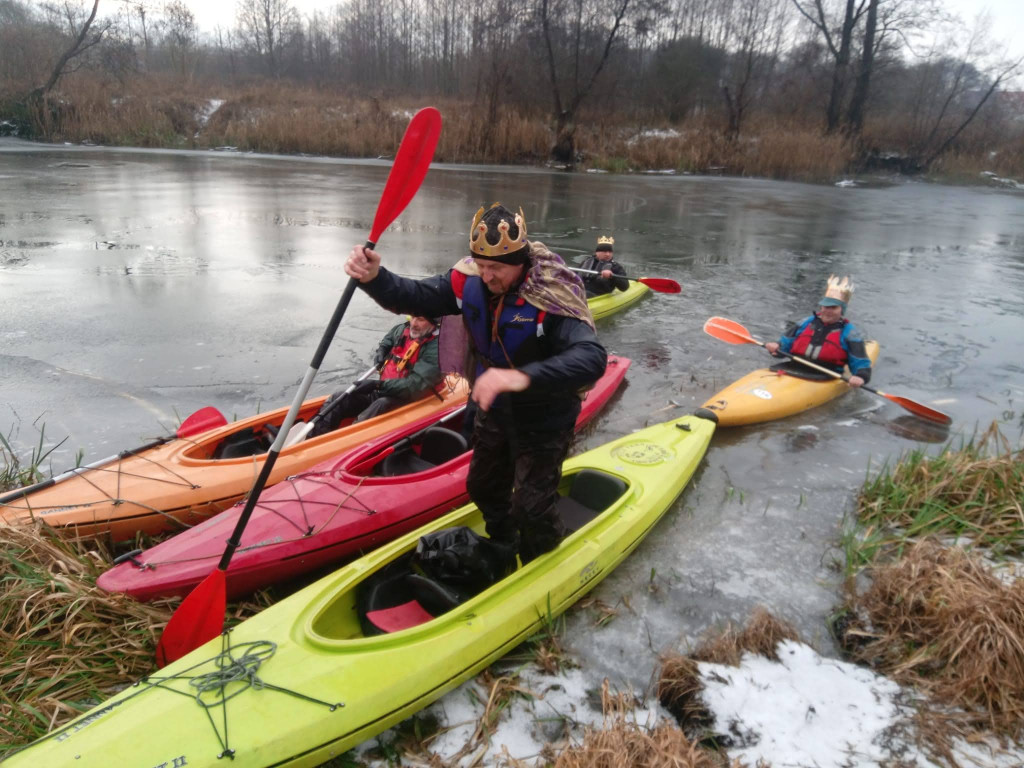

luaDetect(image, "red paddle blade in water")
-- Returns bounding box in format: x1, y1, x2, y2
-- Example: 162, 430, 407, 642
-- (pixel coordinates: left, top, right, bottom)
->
155, 569, 226, 668
874, 390, 952, 425
638, 277, 682, 293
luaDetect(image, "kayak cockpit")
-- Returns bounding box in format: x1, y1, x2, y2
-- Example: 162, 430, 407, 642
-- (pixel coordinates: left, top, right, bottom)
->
305, 468, 630, 643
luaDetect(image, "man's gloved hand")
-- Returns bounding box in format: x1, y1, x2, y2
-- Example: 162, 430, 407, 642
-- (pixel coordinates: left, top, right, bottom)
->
352, 379, 379, 396
373, 349, 388, 368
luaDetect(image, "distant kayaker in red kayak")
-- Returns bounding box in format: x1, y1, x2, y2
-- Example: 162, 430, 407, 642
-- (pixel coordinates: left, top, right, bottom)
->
344, 202, 607, 563
579, 235, 629, 297
309, 315, 443, 437
765, 275, 872, 387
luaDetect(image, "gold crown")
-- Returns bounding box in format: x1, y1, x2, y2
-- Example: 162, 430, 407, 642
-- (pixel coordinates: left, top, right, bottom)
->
824, 274, 854, 304
597, 235, 614, 246
469, 203, 528, 259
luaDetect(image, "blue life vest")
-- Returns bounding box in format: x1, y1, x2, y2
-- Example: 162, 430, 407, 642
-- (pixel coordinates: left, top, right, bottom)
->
453, 272, 545, 375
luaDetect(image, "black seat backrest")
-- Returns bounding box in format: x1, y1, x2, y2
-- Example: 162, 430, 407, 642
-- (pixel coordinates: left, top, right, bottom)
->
405, 573, 467, 615
418, 427, 469, 466
568, 469, 628, 512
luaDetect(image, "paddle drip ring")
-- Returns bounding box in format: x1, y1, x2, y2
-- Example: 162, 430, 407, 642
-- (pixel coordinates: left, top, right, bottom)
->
189, 640, 277, 707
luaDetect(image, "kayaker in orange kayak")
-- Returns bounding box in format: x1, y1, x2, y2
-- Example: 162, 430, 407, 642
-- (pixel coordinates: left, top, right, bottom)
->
579, 235, 629, 297
764, 274, 872, 387
309, 315, 443, 437
344, 202, 607, 563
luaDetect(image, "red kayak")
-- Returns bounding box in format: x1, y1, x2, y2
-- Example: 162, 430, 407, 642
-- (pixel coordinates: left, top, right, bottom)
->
98, 356, 630, 601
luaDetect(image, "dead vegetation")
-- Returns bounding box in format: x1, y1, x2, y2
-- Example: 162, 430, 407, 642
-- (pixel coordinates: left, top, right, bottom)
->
0, 520, 270, 754
657, 608, 800, 742
835, 424, 1024, 752
837, 541, 1024, 737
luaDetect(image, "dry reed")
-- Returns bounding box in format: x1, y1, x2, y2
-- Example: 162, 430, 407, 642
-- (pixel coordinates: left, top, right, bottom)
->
0, 521, 272, 754
554, 679, 736, 768
0, 522, 174, 751
13, 72, 1021, 184
657, 608, 800, 732
837, 540, 1024, 737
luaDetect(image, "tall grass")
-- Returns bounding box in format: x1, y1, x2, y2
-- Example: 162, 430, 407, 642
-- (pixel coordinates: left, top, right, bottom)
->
11, 73, 1020, 183
849, 423, 1024, 569
0, 426, 62, 493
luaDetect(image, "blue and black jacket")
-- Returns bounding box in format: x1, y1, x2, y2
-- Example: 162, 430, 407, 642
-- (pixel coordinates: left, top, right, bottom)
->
359, 266, 607, 431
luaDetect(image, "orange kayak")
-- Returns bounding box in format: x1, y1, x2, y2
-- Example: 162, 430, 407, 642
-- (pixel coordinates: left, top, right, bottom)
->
0, 376, 469, 541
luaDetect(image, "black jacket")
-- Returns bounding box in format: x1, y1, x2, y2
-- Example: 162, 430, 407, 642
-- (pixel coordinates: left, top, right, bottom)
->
580, 255, 629, 295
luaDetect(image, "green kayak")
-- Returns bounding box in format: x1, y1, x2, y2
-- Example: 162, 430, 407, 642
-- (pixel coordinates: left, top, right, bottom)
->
4, 415, 714, 768
587, 280, 649, 320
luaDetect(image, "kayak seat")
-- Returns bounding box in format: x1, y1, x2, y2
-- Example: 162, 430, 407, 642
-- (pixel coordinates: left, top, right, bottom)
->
557, 469, 628, 534
405, 572, 468, 615
364, 600, 435, 634
379, 427, 468, 476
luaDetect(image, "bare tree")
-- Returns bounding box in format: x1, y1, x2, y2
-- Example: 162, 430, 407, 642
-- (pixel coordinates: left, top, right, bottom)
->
538, 0, 633, 165
236, 0, 299, 78
721, 0, 788, 140
162, 0, 196, 79
32, 0, 110, 99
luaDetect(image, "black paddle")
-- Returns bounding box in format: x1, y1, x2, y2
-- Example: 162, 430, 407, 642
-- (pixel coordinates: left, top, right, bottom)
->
155, 107, 443, 667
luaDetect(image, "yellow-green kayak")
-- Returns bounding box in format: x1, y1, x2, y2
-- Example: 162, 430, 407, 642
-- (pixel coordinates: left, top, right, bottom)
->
3, 415, 714, 768
696, 341, 880, 426
586, 280, 649, 320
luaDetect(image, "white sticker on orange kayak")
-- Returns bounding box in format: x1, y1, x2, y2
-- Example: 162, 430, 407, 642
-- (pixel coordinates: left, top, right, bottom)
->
751, 389, 773, 400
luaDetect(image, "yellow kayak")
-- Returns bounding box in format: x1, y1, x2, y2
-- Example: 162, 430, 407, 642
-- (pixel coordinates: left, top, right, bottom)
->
696, 341, 880, 426
3, 415, 714, 768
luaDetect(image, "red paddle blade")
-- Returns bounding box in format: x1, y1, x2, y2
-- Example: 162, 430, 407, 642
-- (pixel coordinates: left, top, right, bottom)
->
880, 392, 952, 425
639, 277, 681, 293
369, 107, 443, 244
176, 406, 227, 438
703, 316, 758, 345
155, 569, 227, 667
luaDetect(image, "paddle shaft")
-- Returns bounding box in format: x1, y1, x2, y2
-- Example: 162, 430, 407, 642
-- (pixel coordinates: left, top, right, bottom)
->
0, 406, 226, 506
217, 271, 365, 570
0, 439, 168, 505
569, 267, 680, 293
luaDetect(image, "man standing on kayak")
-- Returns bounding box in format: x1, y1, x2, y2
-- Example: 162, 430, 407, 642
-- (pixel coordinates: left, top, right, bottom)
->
765, 275, 872, 387
344, 203, 607, 563
579, 235, 629, 297
309, 315, 442, 437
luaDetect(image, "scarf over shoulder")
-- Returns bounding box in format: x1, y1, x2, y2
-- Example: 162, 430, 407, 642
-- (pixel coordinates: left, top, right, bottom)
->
452, 241, 595, 330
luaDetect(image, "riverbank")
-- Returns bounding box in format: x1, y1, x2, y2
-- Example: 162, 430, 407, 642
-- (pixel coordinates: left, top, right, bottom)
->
1, 427, 1021, 766
4, 79, 1023, 186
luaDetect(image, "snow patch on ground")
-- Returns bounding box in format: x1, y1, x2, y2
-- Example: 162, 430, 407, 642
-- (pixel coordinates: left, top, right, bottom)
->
698, 639, 1024, 768
358, 665, 670, 766
356, 640, 1024, 767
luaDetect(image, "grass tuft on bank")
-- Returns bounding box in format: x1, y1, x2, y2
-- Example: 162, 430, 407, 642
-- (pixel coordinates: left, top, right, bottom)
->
834, 423, 1024, 741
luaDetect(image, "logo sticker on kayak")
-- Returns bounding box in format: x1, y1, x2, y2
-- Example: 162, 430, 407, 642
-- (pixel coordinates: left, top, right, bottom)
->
612, 441, 673, 465
751, 388, 772, 400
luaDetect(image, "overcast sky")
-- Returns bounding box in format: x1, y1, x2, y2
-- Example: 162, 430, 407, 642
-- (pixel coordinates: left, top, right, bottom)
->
182, 0, 1022, 66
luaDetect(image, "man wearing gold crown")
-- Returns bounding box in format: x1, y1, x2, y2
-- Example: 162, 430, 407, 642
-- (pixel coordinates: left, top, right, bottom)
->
344, 203, 607, 563
579, 236, 629, 297
765, 275, 872, 387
